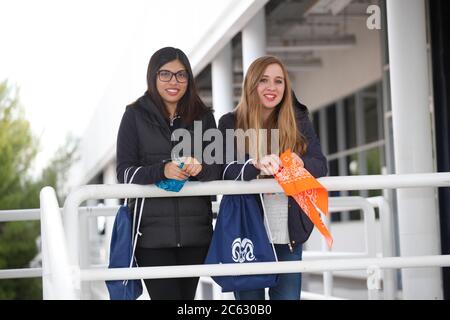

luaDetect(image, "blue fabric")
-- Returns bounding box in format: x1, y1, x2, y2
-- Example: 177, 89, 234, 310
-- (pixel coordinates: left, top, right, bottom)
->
234, 244, 303, 300
204, 194, 278, 292
106, 205, 143, 300
156, 162, 187, 192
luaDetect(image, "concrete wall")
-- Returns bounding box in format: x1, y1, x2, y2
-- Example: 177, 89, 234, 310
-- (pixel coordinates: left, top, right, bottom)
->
292, 18, 383, 111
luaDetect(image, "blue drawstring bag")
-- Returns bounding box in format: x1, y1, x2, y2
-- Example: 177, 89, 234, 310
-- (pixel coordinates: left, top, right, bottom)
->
204, 160, 278, 292
106, 167, 144, 300
156, 162, 187, 192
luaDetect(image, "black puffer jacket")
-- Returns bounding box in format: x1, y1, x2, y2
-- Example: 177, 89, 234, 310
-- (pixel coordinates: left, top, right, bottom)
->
116, 92, 221, 248
218, 99, 328, 247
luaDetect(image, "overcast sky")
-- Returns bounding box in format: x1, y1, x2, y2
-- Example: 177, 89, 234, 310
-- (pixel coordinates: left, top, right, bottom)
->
0, 0, 148, 175
0, 0, 228, 176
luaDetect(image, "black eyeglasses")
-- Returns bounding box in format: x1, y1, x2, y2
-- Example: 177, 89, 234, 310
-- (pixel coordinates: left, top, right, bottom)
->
157, 70, 189, 83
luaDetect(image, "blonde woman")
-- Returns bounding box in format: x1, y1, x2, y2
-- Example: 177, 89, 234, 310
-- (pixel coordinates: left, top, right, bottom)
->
218, 56, 327, 300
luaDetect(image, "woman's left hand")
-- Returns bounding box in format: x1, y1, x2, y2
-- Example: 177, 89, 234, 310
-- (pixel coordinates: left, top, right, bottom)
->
180, 156, 203, 177
254, 154, 281, 176
291, 152, 305, 168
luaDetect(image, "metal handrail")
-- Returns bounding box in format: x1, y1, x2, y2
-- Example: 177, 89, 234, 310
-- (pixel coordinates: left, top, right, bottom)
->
80, 255, 450, 280
0, 209, 43, 281
62, 172, 450, 266
54, 172, 450, 299
0, 209, 40, 221
0, 205, 124, 283
0, 197, 380, 297
40, 187, 77, 299
0, 268, 42, 279
72, 197, 379, 299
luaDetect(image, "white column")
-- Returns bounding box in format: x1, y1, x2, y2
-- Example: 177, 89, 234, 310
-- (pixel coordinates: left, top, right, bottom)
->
386, 0, 442, 299
212, 42, 234, 122
242, 8, 266, 75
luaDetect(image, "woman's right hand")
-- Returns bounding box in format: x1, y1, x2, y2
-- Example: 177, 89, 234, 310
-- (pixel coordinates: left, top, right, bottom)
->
253, 154, 281, 176
164, 161, 190, 180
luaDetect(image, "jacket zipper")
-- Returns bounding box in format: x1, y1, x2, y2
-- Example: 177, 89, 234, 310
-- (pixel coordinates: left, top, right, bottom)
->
175, 198, 181, 247
169, 118, 182, 247
169, 115, 180, 127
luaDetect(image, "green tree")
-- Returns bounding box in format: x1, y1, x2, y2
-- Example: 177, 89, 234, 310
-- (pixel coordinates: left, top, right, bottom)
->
39, 134, 79, 204
0, 81, 37, 209
0, 80, 78, 299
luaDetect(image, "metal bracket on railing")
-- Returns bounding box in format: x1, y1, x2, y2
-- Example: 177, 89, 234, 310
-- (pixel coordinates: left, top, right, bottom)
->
367, 265, 382, 300
71, 266, 82, 291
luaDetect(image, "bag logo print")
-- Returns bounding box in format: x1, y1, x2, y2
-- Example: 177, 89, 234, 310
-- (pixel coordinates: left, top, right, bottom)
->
231, 237, 256, 263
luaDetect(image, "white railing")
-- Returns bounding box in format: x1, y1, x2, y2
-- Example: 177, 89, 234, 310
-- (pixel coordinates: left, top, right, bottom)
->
302, 196, 397, 300
0, 268, 42, 280
367, 196, 396, 300
306, 196, 377, 300
198, 196, 378, 301
0, 209, 40, 222
39, 187, 77, 299
0, 208, 43, 281
42, 172, 450, 299
0, 206, 125, 282
76, 197, 379, 300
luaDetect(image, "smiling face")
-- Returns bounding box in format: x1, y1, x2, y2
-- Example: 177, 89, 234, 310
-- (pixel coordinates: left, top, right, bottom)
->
257, 63, 285, 111
156, 59, 188, 108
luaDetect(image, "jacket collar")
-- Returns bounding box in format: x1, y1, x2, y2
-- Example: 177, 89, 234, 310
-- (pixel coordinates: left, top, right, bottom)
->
137, 92, 190, 130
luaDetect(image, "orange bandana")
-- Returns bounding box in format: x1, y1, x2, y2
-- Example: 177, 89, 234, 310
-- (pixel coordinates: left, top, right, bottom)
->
274, 150, 333, 248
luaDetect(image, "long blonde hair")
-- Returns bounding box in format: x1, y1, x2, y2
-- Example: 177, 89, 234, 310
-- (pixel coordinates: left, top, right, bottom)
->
235, 55, 306, 160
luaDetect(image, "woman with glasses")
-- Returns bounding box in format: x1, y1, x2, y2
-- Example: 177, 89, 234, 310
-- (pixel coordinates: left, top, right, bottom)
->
218, 56, 327, 300
116, 47, 220, 300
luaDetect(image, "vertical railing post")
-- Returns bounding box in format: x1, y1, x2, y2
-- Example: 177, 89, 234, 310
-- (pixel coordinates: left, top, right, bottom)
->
40, 187, 78, 299
322, 213, 333, 297
368, 197, 397, 300
79, 210, 91, 299
367, 265, 382, 300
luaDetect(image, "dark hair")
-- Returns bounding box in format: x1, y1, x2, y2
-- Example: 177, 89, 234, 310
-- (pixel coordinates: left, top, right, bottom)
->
146, 47, 209, 123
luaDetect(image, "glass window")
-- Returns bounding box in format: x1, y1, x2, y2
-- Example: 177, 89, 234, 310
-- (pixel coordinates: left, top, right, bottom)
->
331, 211, 342, 222
346, 152, 363, 220
346, 154, 360, 197
326, 104, 338, 154
384, 73, 392, 112
344, 96, 356, 149
367, 147, 383, 197
330, 187, 342, 222
367, 147, 381, 175
364, 97, 379, 143
386, 118, 395, 172
347, 154, 359, 176
328, 159, 339, 176
349, 210, 362, 221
